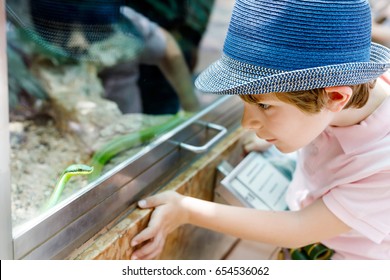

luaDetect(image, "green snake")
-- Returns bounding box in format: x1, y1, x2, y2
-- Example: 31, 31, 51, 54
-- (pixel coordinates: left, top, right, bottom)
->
45, 164, 94, 209
45, 113, 190, 208
88, 112, 190, 181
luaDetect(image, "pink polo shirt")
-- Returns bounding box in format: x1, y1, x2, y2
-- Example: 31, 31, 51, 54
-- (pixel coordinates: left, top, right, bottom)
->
286, 77, 390, 259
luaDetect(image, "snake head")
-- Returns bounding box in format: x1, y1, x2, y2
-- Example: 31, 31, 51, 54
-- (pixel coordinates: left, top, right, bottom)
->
44, 164, 95, 210
62, 164, 94, 175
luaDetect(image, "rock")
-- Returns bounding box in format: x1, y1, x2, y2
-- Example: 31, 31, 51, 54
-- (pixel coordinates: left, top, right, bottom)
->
31, 59, 124, 149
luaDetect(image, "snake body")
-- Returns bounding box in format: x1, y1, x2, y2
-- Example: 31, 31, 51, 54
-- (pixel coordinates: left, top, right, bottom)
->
45, 164, 94, 209
44, 113, 189, 208
88, 113, 190, 181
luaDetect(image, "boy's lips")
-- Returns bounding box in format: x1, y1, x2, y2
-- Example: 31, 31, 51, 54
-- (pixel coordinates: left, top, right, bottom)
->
265, 138, 277, 143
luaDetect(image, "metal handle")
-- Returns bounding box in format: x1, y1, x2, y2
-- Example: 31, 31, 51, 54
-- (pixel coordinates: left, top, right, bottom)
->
176, 121, 227, 154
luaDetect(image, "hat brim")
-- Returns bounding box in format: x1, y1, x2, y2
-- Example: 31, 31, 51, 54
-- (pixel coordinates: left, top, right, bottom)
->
195, 43, 390, 95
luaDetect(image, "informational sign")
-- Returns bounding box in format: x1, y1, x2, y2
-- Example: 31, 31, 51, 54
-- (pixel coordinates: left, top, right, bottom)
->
216, 152, 289, 211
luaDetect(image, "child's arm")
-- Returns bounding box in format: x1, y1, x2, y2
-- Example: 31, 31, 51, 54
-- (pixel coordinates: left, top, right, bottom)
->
157, 28, 200, 112
130, 191, 350, 260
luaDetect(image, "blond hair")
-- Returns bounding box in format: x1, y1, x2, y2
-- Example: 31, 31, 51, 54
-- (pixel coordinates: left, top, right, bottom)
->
240, 81, 376, 114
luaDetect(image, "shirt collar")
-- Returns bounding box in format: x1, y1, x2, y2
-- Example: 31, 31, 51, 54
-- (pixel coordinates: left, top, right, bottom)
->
328, 95, 390, 154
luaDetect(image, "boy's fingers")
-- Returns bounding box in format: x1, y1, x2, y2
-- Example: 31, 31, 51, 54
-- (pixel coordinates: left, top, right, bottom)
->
131, 233, 165, 260
131, 226, 156, 247
138, 191, 172, 209
133, 245, 162, 260
139, 242, 165, 260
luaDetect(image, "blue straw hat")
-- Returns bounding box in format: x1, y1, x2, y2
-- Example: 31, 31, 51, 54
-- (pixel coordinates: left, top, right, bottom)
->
195, 0, 390, 95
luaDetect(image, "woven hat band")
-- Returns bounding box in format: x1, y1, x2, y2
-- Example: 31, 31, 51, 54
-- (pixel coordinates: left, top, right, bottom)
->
195, 43, 390, 95
224, 0, 372, 71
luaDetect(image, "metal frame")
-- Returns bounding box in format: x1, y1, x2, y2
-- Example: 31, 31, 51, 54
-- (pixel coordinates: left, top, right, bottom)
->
0, 0, 14, 260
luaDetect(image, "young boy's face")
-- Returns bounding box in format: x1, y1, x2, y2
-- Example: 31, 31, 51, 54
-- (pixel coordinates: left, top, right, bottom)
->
240, 94, 334, 153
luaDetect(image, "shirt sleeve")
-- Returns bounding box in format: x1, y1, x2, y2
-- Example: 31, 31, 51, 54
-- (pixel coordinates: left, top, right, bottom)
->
323, 171, 390, 244
120, 6, 167, 64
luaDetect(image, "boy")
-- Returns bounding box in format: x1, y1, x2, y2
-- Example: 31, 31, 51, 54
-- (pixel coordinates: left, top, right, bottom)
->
130, 0, 390, 259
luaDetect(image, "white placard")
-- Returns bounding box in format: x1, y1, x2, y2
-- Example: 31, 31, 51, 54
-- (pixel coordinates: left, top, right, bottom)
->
218, 152, 289, 211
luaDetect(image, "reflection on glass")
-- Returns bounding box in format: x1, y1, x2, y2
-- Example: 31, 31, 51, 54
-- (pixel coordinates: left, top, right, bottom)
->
7, 0, 225, 227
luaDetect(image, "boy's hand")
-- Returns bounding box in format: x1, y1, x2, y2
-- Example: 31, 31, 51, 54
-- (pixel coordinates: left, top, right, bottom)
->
131, 191, 188, 260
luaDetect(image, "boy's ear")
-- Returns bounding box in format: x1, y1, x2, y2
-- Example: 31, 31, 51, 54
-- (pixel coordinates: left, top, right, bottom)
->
324, 86, 353, 112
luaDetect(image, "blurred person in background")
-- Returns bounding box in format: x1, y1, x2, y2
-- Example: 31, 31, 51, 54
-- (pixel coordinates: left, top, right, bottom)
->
370, 0, 390, 47
126, 0, 215, 114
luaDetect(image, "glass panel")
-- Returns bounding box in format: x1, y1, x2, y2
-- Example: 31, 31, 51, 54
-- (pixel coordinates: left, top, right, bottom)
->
7, 0, 234, 230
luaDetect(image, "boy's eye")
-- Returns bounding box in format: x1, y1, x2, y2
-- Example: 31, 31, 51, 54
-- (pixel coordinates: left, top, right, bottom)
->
257, 103, 271, 110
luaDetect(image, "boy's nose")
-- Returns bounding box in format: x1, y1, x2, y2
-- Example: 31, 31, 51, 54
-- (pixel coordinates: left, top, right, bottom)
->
241, 103, 263, 130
